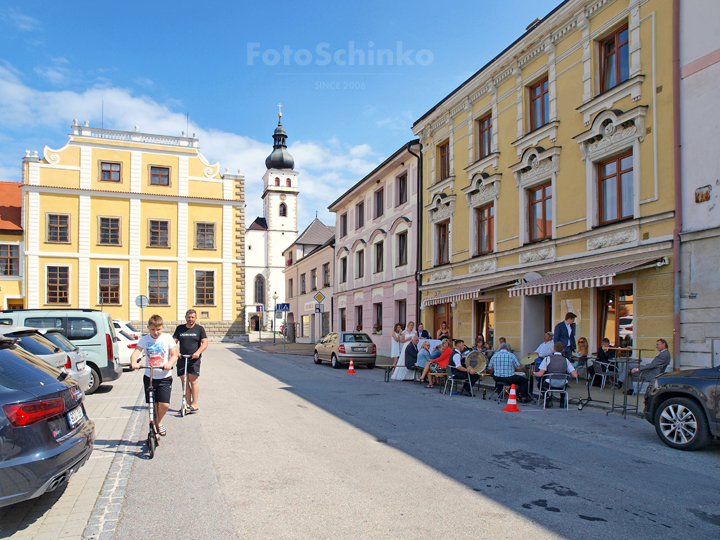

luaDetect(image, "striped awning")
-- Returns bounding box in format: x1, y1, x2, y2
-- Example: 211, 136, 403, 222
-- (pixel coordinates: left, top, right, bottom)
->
424, 281, 512, 307
507, 258, 658, 297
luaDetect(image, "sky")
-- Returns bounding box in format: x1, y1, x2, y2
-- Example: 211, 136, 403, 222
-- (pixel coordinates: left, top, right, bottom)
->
0, 0, 560, 228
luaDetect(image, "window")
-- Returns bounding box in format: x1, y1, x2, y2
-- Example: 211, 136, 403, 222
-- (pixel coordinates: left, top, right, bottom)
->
599, 152, 634, 225
397, 232, 407, 267
437, 221, 449, 264
600, 25, 629, 92
373, 302, 382, 332
340, 213, 348, 237
397, 174, 407, 205
374, 188, 384, 218
397, 300, 406, 328
476, 204, 494, 255
288, 278, 293, 298
279, 203, 287, 217
356, 201, 364, 229
339, 308, 346, 331
529, 183, 552, 242
599, 285, 634, 348
254, 275, 265, 304
149, 220, 169, 247
355, 306, 363, 331
286, 178, 291, 187
529, 77, 549, 131
439, 142, 450, 180
47, 266, 69, 304
47, 214, 69, 243
149, 269, 169, 305
195, 271, 214, 305
477, 114, 492, 159
195, 222, 215, 249
98, 267, 120, 305
311, 268, 317, 290
374, 241, 384, 273
322, 263, 330, 287
275, 178, 280, 186
0, 245, 19, 276
100, 162, 121, 182
356, 250, 364, 278
99, 217, 120, 245
301, 315, 310, 337
300, 273, 306, 294
475, 301, 495, 349
67, 318, 97, 340
340, 257, 347, 283
150, 166, 170, 186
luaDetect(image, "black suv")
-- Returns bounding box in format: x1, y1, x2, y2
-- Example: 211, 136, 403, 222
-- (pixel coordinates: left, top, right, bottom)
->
643, 367, 720, 451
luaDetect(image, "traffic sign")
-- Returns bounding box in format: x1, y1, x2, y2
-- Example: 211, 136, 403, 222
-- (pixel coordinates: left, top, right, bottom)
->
135, 295, 149, 308
255, 305, 264, 312
314, 303, 324, 313
276, 303, 290, 312
313, 291, 326, 303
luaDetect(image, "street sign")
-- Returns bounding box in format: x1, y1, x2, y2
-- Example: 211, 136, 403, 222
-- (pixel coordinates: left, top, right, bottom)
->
276, 303, 290, 312
135, 295, 149, 308
255, 305, 264, 312
275, 311, 283, 319
313, 291, 326, 303
315, 303, 324, 313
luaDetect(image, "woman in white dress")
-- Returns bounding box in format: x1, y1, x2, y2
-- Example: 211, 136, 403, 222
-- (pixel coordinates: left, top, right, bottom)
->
391, 321, 417, 381
390, 323, 402, 366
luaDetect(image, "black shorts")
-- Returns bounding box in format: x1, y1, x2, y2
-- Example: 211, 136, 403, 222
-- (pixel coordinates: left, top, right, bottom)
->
177, 357, 201, 377
143, 376, 172, 404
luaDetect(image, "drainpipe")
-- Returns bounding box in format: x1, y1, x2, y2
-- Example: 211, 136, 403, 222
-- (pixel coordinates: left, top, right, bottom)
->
672, 0, 682, 369
407, 140, 423, 325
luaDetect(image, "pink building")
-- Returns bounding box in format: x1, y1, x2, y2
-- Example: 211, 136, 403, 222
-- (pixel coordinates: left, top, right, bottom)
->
328, 141, 421, 356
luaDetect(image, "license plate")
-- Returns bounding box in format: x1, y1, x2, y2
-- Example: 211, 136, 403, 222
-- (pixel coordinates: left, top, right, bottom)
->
76, 361, 85, 371
67, 406, 84, 428
352, 347, 364, 352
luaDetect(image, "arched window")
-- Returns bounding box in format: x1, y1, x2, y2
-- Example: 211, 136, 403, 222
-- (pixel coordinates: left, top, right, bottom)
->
279, 203, 287, 217
274, 178, 280, 186
286, 178, 292, 187
254, 275, 265, 304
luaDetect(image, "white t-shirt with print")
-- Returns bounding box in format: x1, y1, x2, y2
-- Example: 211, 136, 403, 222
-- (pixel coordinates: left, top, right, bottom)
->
137, 333, 177, 379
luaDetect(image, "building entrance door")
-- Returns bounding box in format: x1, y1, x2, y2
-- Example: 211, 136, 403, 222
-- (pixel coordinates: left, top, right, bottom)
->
434, 303, 452, 340
251, 315, 260, 331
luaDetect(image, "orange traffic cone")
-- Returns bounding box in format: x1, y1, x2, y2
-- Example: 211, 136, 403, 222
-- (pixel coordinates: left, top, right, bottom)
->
502, 384, 521, 412
347, 359, 356, 374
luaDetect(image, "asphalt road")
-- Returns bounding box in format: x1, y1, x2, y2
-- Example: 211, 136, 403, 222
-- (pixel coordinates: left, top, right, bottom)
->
115, 343, 720, 540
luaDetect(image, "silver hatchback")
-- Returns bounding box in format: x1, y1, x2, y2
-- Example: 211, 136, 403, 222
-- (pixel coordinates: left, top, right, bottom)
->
314, 332, 377, 369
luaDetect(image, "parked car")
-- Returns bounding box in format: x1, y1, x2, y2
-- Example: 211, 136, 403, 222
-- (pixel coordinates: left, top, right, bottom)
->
0, 336, 94, 508
0, 327, 90, 394
113, 320, 139, 341
313, 332, 377, 369
618, 316, 633, 339
39, 329, 93, 394
116, 329, 141, 367
643, 367, 720, 451
0, 310, 121, 393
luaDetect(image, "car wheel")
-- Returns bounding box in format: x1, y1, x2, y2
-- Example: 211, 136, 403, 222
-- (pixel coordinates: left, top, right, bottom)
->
86, 366, 101, 395
654, 397, 711, 451
313, 350, 322, 364
331, 354, 342, 369
367, 363, 375, 369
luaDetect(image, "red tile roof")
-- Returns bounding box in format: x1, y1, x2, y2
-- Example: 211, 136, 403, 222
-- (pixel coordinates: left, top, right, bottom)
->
0, 183, 22, 231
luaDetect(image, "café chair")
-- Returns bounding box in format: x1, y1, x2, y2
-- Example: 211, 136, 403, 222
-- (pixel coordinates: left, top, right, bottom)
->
538, 373, 570, 410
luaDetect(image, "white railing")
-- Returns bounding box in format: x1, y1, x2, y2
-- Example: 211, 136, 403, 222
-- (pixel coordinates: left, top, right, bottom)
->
71, 125, 199, 148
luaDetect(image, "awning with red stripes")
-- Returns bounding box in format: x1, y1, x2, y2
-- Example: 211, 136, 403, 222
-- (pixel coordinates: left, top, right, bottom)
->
506, 258, 658, 297
424, 280, 513, 307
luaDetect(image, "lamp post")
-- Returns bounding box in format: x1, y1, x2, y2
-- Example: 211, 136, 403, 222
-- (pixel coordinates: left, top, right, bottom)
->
272, 292, 278, 345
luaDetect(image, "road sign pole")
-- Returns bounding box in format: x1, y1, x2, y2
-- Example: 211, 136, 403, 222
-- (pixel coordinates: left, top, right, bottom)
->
283, 312, 286, 354
273, 306, 276, 345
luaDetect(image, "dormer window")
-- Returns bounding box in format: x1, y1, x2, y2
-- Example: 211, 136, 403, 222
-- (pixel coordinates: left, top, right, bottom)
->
286, 178, 291, 187
275, 178, 280, 186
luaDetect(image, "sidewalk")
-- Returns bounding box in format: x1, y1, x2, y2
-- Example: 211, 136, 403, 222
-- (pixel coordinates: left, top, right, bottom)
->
0, 369, 144, 540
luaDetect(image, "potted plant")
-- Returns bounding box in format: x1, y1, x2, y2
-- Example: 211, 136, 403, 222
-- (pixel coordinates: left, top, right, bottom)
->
373, 323, 382, 334
356, 324, 362, 332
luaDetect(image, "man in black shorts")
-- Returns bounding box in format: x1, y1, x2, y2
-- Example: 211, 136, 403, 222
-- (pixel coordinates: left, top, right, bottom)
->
173, 309, 208, 413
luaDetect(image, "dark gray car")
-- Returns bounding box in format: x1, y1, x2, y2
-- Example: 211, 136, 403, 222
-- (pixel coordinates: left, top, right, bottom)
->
0, 337, 94, 508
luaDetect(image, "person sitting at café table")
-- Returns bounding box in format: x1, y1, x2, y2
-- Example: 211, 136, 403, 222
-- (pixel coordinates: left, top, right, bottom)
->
436, 321, 450, 340
534, 332, 554, 360
573, 336, 589, 369
471, 336, 489, 355
417, 323, 431, 339
498, 337, 512, 352
534, 341, 579, 407
416, 340, 431, 370
487, 343, 531, 403
617, 339, 672, 395
588, 337, 615, 385
449, 340, 479, 397
420, 340, 453, 388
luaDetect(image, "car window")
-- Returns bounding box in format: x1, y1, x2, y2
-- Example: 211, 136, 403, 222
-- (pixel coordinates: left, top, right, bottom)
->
125, 323, 138, 332
68, 318, 97, 340
11, 333, 58, 356
0, 318, 12, 325
0, 346, 61, 389
343, 333, 372, 343
24, 317, 63, 329
106, 315, 117, 341
44, 332, 76, 352
619, 318, 633, 326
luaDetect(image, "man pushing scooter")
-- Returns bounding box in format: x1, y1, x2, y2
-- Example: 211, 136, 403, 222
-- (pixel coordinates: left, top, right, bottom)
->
173, 309, 209, 414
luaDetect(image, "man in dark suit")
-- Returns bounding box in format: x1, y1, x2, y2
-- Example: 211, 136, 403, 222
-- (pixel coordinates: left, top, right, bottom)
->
404, 335, 420, 368
554, 312, 577, 359
619, 339, 672, 395
417, 323, 431, 339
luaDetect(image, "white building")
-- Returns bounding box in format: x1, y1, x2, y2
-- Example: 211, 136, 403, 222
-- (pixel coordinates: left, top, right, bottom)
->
678, 0, 720, 367
245, 113, 299, 331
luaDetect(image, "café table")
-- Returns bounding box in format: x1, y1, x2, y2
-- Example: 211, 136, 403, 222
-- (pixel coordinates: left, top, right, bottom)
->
606, 347, 655, 418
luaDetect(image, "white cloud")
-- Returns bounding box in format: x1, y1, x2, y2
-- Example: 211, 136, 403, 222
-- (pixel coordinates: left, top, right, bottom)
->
0, 63, 382, 230
376, 110, 414, 134
1, 8, 40, 32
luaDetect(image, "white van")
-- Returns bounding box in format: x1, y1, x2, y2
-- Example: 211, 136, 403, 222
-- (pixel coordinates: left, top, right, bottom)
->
0, 309, 122, 394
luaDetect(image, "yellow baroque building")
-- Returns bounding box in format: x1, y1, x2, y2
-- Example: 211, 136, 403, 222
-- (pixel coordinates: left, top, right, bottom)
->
20, 122, 246, 338
413, 0, 676, 363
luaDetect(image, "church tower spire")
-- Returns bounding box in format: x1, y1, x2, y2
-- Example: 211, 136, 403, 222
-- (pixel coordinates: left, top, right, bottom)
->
265, 104, 295, 170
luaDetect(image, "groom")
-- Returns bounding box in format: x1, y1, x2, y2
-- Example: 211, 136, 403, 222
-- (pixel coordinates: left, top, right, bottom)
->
404, 335, 420, 368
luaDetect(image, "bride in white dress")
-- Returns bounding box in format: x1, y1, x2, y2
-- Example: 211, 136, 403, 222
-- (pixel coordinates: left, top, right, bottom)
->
391, 321, 417, 381
390, 323, 402, 366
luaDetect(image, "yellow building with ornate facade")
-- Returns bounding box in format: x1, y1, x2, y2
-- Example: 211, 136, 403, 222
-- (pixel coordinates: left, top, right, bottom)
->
413, 0, 676, 361
20, 122, 246, 337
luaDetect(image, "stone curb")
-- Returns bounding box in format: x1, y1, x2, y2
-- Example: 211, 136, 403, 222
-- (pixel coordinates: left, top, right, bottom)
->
82, 389, 145, 540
